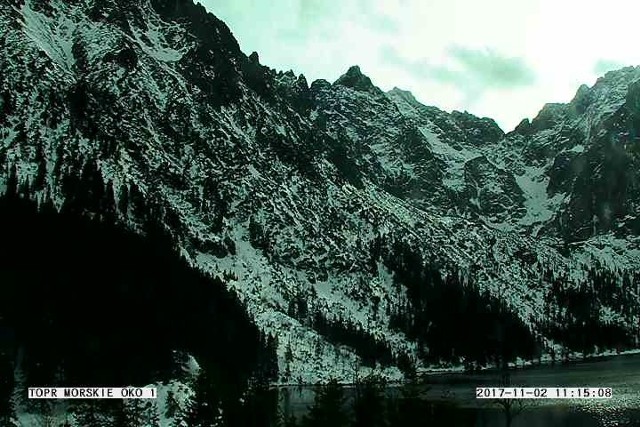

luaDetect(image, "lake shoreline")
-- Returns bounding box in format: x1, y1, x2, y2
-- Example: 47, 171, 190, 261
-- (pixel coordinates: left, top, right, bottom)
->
271, 349, 640, 388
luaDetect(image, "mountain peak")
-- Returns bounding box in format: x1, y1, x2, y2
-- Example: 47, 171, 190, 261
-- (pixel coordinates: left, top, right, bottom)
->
592, 66, 640, 98
569, 83, 592, 115
387, 87, 419, 104
333, 65, 381, 94
599, 65, 639, 80
344, 65, 364, 77
5, 0, 640, 405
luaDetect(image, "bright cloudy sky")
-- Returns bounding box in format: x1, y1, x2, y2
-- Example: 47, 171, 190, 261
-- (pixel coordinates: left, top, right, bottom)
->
202, 0, 640, 131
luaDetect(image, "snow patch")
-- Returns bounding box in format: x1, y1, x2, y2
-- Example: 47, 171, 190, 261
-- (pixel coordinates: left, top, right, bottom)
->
418, 126, 479, 191
131, 22, 186, 63
515, 165, 565, 230
19, 0, 77, 74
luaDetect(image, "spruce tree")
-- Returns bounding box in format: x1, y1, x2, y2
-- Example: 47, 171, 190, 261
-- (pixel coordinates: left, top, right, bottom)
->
186, 368, 219, 427
387, 374, 425, 427
164, 389, 181, 425
302, 380, 348, 427
231, 381, 280, 427
0, 351, 14, 425
352, 375, 387, 427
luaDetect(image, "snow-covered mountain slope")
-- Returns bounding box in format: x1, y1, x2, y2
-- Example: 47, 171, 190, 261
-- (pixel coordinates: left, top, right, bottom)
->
1, 0, 640, 390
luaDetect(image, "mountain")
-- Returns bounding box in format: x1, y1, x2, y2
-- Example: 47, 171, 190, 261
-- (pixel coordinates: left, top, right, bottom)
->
1, 0, 640, 423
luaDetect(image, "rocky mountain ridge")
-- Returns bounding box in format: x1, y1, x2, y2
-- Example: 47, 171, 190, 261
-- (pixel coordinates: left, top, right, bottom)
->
1, 0, 640, 396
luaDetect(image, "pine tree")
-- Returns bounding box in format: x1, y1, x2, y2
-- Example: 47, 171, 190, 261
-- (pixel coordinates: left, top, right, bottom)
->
270, 338, 280, 382
186, 369, 219, 427
164, 389, 181, 425
232, 381, 280, 427
122, 400, 147, 427
352, 375, 387, 427
141, 399, 161, 426
5, 164, 18, 197
386, 376, 424, 427
0, 360, 14, 425
73, 402, 104, 427
284, 342, 293, 381
302, 380, 348, 427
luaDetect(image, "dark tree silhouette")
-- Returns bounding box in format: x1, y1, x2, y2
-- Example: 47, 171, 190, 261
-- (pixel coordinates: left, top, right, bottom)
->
302, 380, 349, 427
352, 374, 387, 427
491, 370, 526, 427
0, 349, 14, 425
382, 238, 539, 367
0, 195, 276, 422
186, 368, 221, 427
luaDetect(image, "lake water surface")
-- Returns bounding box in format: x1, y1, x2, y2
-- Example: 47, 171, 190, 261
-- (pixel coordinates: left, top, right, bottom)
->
279, 353, 640, 426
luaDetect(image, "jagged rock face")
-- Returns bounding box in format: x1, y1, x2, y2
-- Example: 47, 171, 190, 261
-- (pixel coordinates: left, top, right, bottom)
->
1, 0, 640, 394
333, 65, 383, 95
502, 67, 640, 240
450, 110, 504, 146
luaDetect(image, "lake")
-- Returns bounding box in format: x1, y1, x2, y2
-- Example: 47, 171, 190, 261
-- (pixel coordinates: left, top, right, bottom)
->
278, 353, 640, 426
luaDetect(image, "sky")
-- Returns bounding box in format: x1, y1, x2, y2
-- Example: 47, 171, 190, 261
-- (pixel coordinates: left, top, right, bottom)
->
202, 0, 640, 132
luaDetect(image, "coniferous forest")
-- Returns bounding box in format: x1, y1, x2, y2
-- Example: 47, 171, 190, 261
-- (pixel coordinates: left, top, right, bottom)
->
4, 1, 640, 425
0, 193, 278, 424
1, 169, 639, 426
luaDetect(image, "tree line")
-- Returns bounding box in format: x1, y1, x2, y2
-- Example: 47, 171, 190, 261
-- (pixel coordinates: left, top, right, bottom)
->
0, 193, 278, 424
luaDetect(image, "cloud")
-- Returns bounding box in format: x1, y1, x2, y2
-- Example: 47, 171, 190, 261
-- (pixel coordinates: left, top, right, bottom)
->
379, 45, 535, 107
447, 46, 535, 88
593, 59, 626, 75
294, 0, 399, 39
298, 0, 332, 26
380, 45, 535, 88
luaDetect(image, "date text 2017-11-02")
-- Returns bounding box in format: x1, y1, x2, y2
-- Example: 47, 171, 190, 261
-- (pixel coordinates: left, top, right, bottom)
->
475, 387, 613, 399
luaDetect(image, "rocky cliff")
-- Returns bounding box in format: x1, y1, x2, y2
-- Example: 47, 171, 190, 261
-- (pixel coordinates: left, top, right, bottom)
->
1, 0, 640, 394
